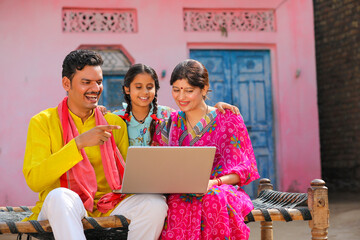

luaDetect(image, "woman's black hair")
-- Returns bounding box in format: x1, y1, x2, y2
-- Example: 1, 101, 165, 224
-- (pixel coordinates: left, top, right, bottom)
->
170, 59, 209, 91
123, 63, 160, 145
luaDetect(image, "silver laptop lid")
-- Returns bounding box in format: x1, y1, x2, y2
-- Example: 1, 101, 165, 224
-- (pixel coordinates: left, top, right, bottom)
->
117, 146, 216, 194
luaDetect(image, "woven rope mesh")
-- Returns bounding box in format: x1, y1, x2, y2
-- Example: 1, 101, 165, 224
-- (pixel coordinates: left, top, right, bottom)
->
252, 190, 308, 209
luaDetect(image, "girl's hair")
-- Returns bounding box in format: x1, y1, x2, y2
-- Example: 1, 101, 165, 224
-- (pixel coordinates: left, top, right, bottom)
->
123, 63, 160, 145
170, 59, 210, 94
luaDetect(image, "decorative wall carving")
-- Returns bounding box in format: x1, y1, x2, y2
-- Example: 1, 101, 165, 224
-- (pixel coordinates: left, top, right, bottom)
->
184, 9, 275, 32
62, 8, 137, 33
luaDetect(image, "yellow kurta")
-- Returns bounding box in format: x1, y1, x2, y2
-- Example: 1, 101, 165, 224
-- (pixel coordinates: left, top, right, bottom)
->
23, 107, 129, 220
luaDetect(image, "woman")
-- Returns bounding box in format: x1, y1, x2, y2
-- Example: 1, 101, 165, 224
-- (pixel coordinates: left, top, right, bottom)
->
154, 59, 260, 240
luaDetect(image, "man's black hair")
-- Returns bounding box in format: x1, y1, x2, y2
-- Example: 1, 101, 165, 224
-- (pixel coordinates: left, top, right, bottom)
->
62, 49, 103, 81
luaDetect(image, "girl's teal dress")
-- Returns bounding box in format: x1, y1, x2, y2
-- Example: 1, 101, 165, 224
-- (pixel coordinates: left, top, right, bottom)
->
113, 103, 173, 146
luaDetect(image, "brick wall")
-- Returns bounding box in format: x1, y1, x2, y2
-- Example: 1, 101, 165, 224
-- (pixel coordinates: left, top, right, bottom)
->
313, 0, 360, 191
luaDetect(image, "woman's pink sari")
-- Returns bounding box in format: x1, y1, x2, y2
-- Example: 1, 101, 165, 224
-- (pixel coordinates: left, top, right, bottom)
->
154, 110, 260, 240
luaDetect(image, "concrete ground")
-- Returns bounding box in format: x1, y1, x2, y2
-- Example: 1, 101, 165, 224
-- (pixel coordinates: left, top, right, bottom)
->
1, 192, 359, 240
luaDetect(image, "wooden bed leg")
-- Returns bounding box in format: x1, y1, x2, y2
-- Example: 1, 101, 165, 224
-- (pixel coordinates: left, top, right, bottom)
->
258, 178, 274, 240
260, 221, 273, 240
308, 179, 329, 240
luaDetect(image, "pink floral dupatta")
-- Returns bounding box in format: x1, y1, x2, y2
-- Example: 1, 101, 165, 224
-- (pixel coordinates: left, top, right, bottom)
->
58, 97, 126, 213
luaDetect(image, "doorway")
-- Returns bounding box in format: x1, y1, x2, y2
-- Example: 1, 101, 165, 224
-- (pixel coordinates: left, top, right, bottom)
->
190, 49, 275, 198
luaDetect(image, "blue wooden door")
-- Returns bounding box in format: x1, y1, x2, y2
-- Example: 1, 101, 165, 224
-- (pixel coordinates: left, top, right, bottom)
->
99, 75, 125, 112
190, 50, 275, 198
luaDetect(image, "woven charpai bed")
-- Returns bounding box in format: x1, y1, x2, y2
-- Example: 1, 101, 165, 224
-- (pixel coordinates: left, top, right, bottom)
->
0, 178, 329, 240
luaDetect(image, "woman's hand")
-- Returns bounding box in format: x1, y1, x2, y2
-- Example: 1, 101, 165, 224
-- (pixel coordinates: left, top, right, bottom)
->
214, 102, 240, 115
97, 105, 109, 116
194, 174, 240, 197
195, 179, 218, 197
207, 179, 219, 191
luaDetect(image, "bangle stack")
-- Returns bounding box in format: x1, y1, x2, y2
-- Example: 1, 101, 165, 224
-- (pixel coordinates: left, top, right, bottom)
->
216, 178, 223, 186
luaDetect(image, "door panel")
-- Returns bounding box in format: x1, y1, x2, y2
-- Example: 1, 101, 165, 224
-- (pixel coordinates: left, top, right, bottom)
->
190, 49, 275, 198
239, 82, 250, 122
190, 51, 232, 106
99, 75, 125, 112
254, 81, 266, 122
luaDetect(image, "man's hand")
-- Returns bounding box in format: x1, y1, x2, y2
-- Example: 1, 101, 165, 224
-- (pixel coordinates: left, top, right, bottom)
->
75, 125, 120, 150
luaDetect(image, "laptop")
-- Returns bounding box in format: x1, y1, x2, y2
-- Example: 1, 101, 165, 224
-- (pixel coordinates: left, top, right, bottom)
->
113, 146, 216, 194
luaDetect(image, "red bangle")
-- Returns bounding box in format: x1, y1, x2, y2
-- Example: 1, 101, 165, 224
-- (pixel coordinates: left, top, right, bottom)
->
216, 178, 223, 186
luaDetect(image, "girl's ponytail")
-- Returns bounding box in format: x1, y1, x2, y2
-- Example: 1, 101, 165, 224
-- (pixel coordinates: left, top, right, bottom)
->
120, 86, 132, 122
149, 95, 158, 145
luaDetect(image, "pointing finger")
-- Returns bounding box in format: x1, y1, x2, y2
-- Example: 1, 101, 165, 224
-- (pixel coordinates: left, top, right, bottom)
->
107, 125, 121, 130
97, 125, 121, 131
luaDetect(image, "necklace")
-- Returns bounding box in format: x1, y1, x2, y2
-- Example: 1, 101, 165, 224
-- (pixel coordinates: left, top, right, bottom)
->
186, 105, 208, 137
132, 108, 150, 124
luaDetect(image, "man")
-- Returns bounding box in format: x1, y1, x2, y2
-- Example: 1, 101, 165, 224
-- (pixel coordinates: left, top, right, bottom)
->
23, 49, 167, 240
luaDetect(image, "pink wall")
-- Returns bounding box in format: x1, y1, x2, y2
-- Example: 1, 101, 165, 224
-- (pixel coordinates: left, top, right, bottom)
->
0, 0, 320, 205
275, 0, 321, 192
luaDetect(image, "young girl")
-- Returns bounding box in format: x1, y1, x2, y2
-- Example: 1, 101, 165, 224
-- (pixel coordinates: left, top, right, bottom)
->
113, 63, 173, 146
112, 63, 239, 147
154, 59, 260, 240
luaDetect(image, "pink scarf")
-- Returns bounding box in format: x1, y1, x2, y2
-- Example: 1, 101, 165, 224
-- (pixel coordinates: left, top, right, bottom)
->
58, 97, 126, 213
